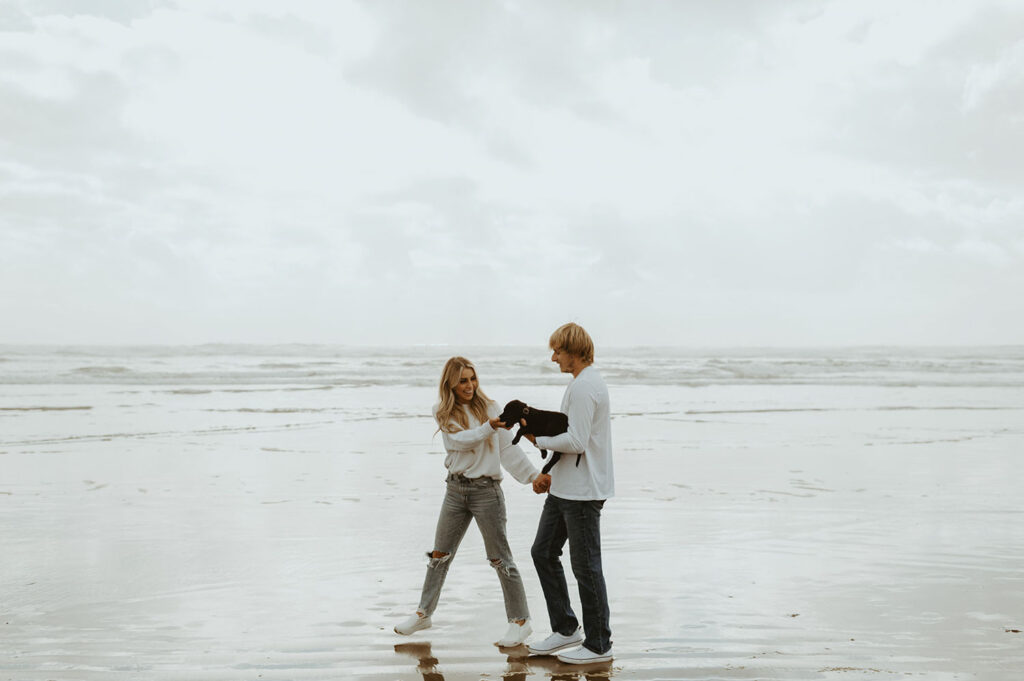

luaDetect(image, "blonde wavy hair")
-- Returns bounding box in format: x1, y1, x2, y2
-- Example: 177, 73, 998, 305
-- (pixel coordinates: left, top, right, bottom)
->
434, 356, 493, 433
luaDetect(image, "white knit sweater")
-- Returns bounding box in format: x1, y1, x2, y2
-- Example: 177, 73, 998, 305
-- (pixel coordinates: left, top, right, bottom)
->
535, 365, 615, 500
433, 401, 539, 484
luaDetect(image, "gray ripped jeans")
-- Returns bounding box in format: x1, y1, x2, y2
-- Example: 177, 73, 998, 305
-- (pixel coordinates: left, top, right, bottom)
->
417, 473, 530, 622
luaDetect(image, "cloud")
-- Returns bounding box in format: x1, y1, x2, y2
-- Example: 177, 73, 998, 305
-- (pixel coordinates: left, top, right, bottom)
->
1, 0, 1021, 345
811, 3, 1024, 190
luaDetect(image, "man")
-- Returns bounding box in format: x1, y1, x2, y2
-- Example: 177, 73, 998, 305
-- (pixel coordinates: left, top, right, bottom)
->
521, 323, 614, 664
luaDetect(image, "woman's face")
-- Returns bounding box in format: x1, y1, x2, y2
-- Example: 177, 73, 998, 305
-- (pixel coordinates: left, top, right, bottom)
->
453, 367, 478, 404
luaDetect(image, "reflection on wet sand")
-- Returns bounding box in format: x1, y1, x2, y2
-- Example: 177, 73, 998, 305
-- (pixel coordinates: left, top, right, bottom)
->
394, 641, 442, 680
394, 642, 614, 680
527, 653, 614, 681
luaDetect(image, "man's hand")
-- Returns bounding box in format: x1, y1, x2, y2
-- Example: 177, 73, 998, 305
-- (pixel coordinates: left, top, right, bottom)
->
532, 473, 551, 494
520, 418, 537, 445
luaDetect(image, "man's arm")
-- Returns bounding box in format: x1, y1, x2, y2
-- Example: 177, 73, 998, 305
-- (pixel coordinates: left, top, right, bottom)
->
535, 388, 596, 455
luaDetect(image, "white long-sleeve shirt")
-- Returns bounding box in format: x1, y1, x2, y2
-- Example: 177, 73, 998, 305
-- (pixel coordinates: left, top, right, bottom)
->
433, 401, 539, 484
535, 365, 615, 500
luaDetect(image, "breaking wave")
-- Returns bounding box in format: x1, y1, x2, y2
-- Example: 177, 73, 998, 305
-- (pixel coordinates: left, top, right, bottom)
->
0, 345, 1022, 387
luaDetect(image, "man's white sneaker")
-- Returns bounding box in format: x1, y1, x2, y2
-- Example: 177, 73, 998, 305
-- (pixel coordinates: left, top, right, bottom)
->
394, 613, 432, 635
495, 619, 532, 647
526, 627, 584, 655
556, 644, 613, 664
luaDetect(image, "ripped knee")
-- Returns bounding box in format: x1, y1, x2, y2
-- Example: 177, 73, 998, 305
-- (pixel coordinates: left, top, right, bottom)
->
489, 557, 515, 577
425, 550, 452, 568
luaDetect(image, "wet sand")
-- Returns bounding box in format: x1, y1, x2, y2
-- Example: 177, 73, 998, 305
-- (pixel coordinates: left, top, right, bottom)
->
2, 381, 1024, 679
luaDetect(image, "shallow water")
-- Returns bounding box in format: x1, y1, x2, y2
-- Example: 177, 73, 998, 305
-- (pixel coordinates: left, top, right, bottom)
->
2, 347, 1023, 679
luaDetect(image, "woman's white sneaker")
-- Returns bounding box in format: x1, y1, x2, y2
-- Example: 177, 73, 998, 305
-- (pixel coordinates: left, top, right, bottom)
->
495, 619, 532, 647
394, 613, 432, 635
526, 627, 584, 655
556, 644, 613, 664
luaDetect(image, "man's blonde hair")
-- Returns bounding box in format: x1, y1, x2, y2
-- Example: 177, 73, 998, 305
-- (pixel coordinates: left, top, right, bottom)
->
549, 323, 595, 364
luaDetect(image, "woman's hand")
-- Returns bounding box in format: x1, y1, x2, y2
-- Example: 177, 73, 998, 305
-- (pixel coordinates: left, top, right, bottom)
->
532, 473, 551, 494
489, 417, 507, 430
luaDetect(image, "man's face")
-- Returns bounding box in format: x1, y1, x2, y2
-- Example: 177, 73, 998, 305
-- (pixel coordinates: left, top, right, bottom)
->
550, 347, 577, 374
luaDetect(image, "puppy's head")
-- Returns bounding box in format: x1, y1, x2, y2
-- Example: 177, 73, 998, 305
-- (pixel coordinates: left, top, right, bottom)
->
498, 400, 528, 424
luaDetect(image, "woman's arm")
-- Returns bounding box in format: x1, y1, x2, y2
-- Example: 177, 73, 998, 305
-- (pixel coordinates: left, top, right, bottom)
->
497, 426, 539, 484
433, 403, 498, 450
440, 421, 496, 450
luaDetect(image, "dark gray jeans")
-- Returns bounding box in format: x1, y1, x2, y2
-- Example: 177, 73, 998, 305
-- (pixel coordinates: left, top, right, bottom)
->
416, 473, 530, 622
531, 494, 611, 654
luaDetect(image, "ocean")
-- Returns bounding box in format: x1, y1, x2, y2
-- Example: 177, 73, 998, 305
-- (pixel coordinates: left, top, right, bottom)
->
3, 344, 1024, 388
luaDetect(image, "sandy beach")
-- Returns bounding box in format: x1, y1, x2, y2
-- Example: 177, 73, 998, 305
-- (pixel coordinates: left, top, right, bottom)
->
2, 346, 1023, 680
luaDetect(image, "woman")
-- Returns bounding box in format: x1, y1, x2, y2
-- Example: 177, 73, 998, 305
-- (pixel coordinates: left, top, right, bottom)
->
394, 356, 540, 647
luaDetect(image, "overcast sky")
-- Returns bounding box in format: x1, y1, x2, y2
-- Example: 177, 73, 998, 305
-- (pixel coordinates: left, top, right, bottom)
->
1, 0, 1022, 347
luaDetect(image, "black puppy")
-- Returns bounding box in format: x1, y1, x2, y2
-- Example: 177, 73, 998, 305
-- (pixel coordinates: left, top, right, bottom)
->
498, 400, 581, 475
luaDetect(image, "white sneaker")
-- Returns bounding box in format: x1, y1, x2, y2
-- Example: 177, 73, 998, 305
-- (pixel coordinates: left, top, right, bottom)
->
526, 627, 584, 655
557, 644, 613, 664
495, 619, 532, 647
394, 613, 432, 635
